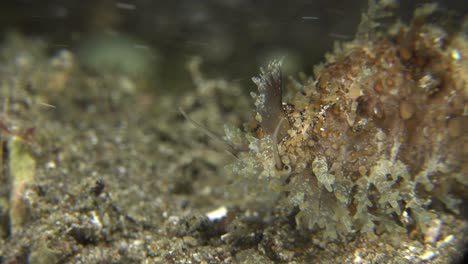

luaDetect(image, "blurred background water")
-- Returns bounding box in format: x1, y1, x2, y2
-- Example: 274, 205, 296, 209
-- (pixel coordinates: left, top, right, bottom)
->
0, 0, 466, 93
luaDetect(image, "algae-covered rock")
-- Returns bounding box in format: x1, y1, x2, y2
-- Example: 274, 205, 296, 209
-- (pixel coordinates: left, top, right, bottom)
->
227, 1, 467, 240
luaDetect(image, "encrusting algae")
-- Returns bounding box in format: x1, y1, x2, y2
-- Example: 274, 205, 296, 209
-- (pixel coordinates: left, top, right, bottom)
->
226, 1, 467, 240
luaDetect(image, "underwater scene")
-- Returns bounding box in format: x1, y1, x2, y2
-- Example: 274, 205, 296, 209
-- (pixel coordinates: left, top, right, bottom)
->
0, 0, 467, 263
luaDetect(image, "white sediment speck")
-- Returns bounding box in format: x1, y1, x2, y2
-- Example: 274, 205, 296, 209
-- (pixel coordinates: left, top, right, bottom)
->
353, 255, 363, 264
38, 102, 56, 108
220, 233, 231, 242
451, 49, 461, 61
45, 161, 56, 169
206, 206, 228, 221
419, 250, 436, 261
90, 211, 103, 229
168, 215, 180, 225
437, 234, 454, 248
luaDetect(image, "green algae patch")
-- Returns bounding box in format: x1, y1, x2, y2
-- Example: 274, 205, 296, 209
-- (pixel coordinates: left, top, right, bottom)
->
8, 136, 36, 234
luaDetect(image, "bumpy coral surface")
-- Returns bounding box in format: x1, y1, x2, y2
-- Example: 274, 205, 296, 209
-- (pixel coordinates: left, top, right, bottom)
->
228, 4, 467, 239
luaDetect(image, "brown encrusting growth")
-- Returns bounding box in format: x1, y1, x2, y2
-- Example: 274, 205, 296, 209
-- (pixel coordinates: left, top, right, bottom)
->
228, 3, 467, 239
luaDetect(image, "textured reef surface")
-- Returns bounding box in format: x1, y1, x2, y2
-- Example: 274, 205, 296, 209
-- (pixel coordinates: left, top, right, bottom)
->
227, 1, 467, 240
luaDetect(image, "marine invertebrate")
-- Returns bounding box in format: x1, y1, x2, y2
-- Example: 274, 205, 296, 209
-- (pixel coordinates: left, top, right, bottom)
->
227, 2, 467, 240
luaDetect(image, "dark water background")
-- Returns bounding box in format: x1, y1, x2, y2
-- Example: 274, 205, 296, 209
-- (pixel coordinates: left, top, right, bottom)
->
0, 0, 466, 90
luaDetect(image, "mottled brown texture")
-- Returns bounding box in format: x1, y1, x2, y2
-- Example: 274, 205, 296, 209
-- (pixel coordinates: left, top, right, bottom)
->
229, 4, 467, 239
